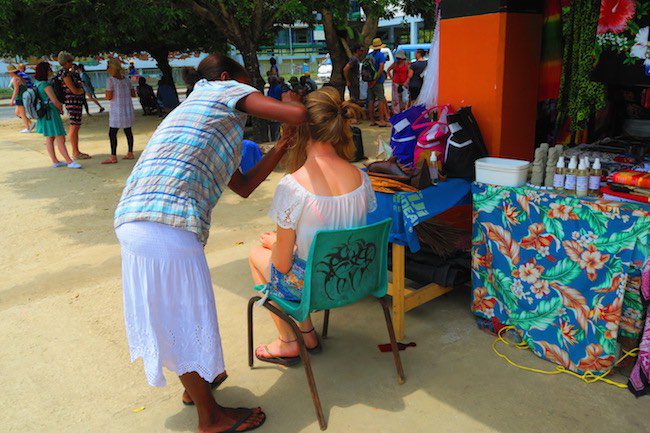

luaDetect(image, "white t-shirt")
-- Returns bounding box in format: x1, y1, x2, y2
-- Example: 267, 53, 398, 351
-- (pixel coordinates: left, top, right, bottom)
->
269, 170, 378, 260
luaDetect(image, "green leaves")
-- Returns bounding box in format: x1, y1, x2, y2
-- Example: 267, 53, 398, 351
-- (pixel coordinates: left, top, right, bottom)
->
542, 213, 565, 240
510, 297, 562, 331
473, 188, 503, 214
542, 258, 582, 283
596, 222, 649, 253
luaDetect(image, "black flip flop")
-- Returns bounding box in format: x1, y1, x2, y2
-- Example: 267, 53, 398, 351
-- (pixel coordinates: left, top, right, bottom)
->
182, 373, 229, 406
223, 408, 266, 433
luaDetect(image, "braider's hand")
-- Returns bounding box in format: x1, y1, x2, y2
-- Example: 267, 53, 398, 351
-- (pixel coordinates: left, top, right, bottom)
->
281, 90, 303, 104
276, 124, 297, 152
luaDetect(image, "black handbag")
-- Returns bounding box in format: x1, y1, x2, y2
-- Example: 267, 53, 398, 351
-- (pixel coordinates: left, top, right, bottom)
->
351, 126, 366, 162
443, 106, 488, 179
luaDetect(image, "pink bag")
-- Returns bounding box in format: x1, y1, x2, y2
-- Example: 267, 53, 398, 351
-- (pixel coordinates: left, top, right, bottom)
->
412, 104, 453, 167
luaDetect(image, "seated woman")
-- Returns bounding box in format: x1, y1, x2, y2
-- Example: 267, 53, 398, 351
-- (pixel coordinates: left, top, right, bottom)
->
248, 87, 377, 366
136, 77, 160, 116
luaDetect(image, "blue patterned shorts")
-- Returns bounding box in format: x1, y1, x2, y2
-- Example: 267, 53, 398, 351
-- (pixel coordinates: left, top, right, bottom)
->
268, 257, 306, 302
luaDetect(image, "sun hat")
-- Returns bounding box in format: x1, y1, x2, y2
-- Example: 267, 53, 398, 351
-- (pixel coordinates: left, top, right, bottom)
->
369, 37, 386, 50
6, 65, 18, 73
395, 50, 407, 60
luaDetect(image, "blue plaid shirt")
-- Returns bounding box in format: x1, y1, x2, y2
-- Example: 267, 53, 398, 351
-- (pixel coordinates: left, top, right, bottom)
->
114, 79, 258, 244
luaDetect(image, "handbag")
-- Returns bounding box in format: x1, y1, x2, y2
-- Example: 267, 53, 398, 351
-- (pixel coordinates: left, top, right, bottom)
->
388, 104, 427, 166
411, 104, 453, 168
444, 106, 488, 179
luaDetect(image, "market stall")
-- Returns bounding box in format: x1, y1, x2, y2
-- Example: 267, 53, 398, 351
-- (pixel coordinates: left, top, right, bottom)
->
471, 183, 649, 379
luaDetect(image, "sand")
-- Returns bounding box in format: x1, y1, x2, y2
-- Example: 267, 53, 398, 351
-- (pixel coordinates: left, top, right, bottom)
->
0, 110, 646, 433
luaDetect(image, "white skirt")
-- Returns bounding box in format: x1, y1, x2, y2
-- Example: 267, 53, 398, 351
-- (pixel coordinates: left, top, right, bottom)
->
116, 221, 224, 387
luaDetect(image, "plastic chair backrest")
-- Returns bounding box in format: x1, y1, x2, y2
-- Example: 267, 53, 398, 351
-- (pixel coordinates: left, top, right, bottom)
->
303, 219, 391, 314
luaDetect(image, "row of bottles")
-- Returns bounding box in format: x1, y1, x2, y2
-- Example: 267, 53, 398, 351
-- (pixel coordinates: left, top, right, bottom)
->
553, 155, 602, 197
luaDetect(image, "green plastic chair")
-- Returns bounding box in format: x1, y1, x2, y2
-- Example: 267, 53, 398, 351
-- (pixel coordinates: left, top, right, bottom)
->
247, 218, 405, 430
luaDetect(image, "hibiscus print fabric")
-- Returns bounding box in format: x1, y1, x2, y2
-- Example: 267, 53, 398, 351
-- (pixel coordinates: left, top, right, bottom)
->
472, 183, 650, 375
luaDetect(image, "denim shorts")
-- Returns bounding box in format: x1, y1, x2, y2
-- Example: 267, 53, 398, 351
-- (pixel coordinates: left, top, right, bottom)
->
267, 257, 306, 302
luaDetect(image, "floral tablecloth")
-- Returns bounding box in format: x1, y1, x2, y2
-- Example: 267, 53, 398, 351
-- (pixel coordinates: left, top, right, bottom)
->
471, 183, 650, 375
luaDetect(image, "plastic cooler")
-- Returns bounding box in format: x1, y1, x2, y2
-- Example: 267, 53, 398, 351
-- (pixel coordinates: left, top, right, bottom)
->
475, 157, 530, 187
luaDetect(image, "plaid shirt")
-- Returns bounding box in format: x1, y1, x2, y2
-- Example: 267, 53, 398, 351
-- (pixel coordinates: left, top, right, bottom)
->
114, 79, 258, 245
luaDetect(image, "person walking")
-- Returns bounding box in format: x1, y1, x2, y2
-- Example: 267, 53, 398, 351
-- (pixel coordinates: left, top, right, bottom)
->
16, 63, 33, 89
366, 38, 390, 127
33, 62, 81, 169
387, 50, 409, 115
103, 59, 135, 164
7, 65, 33, 133
408, 49, 427, 107
114, 53, 307, 433
343, 44, 364, 105
57, 51, 90, 159
78, 64, 105, 114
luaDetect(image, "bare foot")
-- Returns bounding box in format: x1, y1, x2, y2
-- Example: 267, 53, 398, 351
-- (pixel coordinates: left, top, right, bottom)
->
101, 156, 118, 164
123, 152, 135, 160
199, 406, 265, 433
255, 331, 319, 360
183, 371, 228, 405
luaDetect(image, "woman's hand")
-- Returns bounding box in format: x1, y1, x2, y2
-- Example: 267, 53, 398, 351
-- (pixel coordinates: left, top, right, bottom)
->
260, 232, 277, 249
10, 99, 15, 106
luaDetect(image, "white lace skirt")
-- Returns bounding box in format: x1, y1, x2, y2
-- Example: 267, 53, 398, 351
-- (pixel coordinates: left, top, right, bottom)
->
116, 221, 224, 387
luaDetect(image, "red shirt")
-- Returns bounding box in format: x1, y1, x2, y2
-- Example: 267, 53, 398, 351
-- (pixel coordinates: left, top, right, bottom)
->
392, 62, 409, 85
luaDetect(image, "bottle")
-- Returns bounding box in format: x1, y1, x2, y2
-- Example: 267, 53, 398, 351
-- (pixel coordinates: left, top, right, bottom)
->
589, 158, 602, 197
428, 152, 439, 182
564, 156, 578, 194
576, 160, 589, 197
553, 156, 566, 193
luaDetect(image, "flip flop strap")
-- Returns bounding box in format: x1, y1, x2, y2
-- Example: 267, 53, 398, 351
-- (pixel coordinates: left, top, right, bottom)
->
224, 408, 254, 433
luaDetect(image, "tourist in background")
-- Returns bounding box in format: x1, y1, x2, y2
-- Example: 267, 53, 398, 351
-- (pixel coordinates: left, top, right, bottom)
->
57, 51, 90, 160
103, 59, 135, 164
300, 73, 317, 93
366, 38, 390, 127
268, 57, 279, 79
408, 49, 427, 107
78, 64, 105, 114
344, 44, 364, 104
7, 65, 33, 133
387, 50, 409, 115
16, 63, 33, 89
33, 61, 81, 169
137, 76, 160, 116
266, 76, 283, 140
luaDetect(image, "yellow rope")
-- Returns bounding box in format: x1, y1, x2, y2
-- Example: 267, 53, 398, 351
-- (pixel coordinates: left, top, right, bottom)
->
492, 326, 639, 389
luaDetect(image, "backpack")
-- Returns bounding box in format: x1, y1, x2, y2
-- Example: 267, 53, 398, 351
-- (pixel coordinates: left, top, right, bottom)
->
443, 106, 488, 179
22, 86, 49, 120
361, 51, 380, 82
51, 72, 67, 104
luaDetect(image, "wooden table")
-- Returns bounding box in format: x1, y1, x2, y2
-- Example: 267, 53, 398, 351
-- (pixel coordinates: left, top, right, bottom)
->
388, 242, 454, 340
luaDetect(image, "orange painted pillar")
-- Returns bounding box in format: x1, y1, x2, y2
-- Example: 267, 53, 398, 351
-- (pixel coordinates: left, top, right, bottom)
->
438, 1, 543, 161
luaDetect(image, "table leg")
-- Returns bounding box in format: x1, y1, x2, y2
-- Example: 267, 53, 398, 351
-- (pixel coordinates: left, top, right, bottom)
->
392, 243, 406, 340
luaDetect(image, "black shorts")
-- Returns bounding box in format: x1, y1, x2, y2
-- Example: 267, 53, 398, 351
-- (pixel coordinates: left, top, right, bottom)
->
409, 86, 422, 101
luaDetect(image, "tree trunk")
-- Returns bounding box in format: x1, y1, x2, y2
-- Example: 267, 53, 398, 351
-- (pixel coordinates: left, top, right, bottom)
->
238, 42, 270, 142
150, 47, 178, 97
321, 10, 350, 97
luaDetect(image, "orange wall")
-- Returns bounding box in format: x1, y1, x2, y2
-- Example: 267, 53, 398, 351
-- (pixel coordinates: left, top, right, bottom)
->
439, 13, 542, 161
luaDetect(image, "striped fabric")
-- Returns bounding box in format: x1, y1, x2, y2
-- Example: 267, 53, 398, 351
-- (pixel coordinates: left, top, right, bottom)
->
114, 79, 258, 245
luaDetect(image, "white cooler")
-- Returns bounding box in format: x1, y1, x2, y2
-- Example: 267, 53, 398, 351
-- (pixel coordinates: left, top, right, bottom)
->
475, 157, 530, 187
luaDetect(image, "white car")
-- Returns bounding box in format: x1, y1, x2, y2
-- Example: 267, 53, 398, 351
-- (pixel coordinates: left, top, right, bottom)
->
317, 48, 395, 82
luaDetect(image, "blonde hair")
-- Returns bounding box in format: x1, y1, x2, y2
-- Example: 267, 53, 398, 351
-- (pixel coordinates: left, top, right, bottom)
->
286, 87, 363, 172
57, 51, 74, 65
107, 58, 124, 77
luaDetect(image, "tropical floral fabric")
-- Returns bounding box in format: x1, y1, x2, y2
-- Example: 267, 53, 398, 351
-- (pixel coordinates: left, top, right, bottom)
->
471, 183, 650, 374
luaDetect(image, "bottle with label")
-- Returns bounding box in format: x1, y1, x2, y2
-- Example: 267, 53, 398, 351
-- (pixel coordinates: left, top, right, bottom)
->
589, 158, 602, 197
564, 156, 578, 194
576, 160, 589, 197
553, 156, 566, 193
428, 152, 439, 182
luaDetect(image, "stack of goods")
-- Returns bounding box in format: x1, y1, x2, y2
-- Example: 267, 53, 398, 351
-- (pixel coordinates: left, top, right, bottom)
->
602, 169, 650, 203
529, 142, 564, 188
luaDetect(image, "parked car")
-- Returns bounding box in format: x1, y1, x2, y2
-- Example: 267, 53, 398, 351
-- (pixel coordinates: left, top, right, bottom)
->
395, 44, 430, 61
317, 47, 395, 82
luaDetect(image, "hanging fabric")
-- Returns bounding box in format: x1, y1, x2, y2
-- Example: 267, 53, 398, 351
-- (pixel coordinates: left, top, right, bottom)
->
416, 0, 441, 108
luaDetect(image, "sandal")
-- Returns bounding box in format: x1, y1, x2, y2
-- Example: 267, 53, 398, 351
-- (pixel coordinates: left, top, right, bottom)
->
101, 157, 118, 164
255, 338, 300, 367
123, 153, 135, 160
222, 408, 266, 433
301, 328, 322, 354
182, 372, 229, 406
74, 153, 92, 160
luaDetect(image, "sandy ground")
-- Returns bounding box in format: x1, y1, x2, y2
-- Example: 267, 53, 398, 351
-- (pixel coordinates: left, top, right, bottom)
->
0, 109, 646, 433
